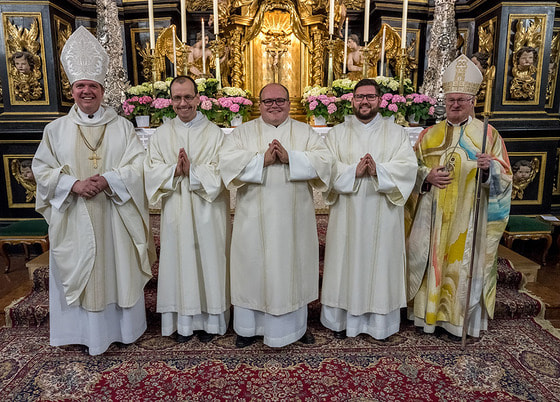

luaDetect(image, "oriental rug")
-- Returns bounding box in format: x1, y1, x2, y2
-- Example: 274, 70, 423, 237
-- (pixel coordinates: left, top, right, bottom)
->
1, 318, 559, 401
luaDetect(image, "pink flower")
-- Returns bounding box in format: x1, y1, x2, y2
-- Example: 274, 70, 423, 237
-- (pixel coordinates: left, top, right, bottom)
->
380, 100, 389, 108
309, 100, 318, 111
152, 98, 172, 109
199, 95, 209, 102
327, 103, 337, 114
428, 106, 435, 115
243, 98, 253, 106
317, 94, 328, 102
200, 100, 213, 110
341, 93, 353, 101
219, 98, 233, 108
392, 95, 406, 103
388, 103, 398, 112
382, 93, 393, 101
123, 103, 135, 115
230, 103, 240, 113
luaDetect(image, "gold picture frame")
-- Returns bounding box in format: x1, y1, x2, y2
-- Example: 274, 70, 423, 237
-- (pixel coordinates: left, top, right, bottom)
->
509, 151, 547, 205
3, 154, 36, 209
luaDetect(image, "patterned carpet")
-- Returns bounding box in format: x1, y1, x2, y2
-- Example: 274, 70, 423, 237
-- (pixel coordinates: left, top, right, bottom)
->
1, 318, 559, 400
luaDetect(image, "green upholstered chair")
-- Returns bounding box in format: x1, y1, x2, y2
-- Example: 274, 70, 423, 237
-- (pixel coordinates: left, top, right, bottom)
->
502, 215, 552, 265
0, 219, 49, 273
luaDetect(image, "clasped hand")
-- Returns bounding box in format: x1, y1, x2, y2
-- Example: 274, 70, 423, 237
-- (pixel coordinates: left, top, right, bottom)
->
356, 153, 376, 177
174, 147, 191, 177
72, 174, 108, 199
264, 139, 289, 166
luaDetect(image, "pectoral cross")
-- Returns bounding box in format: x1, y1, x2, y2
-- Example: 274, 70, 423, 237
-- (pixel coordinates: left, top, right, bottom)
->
89, 152, 101, 169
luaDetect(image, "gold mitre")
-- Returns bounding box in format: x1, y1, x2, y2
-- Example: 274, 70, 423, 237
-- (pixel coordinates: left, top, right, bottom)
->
61, 26, 108, 86
442, 54, 483, 95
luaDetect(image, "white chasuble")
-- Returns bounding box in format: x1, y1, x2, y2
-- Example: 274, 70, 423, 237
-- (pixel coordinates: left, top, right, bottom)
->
144, 115, 230, 322
219, 117, 332, 315
321, 115, 417, 316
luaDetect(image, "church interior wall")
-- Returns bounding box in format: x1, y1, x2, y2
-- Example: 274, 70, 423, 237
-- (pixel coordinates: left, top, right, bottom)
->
0, 0, 559, 220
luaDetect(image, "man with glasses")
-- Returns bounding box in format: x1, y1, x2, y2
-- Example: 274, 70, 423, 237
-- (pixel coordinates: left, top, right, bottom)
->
144, 76, 231, 344
320, 78, 417, 341
219, 83, 332, 348
407, 55, 512, 341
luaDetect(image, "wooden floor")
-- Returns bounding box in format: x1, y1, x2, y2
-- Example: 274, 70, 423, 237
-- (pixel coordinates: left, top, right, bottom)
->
1, 247, 559, 328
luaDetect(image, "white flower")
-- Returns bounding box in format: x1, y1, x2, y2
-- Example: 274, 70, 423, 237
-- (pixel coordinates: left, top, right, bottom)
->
222, 86, 248, 97
154, 81, 167, 90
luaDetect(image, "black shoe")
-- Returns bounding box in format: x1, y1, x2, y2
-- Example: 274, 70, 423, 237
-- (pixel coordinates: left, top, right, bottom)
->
176, 333, 194, 343
235, 335, 257, 348
333, 330, 347, 340
298, 331, 315, 344
196, 331, 215, 343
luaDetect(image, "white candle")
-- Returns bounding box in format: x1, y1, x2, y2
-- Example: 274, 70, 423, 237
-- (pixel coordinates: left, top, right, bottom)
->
401, 0, 408, 49
364, 0, 370, 43
148, 0, 155, 50
181, 0, 187, 43
343, 18, 348, 74
201, 18, 206, 75
213, 0, 219, 35
380, 25, 386, 76
329, 0, 335, 36
173, 26, 177, 76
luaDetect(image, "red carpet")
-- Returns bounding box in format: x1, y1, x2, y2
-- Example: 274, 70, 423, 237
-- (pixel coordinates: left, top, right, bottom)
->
1, 318, 559, 400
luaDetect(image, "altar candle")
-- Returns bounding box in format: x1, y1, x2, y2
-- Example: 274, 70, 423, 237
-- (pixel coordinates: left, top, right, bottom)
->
181, 0, 187, 42
329, 0, 335, 36
213, 0, 219, 35
148, 0, 155, 49
380, 25, 386, 76
201, 18, 206, 74
343, 18, 348, 74
401, 0, 408, 49
364, 0, 370, 43
173, 26, 177, 76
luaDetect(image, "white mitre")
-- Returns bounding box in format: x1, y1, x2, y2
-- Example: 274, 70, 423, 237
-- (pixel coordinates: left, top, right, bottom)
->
442, 54, 483, 95
61, 26, 108, 85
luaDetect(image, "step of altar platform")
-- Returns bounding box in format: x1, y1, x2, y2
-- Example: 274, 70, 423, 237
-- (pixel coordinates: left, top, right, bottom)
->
2, 214, 543, 328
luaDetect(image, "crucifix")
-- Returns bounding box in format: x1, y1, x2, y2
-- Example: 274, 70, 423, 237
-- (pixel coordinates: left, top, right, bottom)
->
88, 152, 101, 169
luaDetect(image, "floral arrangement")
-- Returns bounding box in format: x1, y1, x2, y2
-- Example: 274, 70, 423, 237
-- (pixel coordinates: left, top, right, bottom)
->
379, 93, 408, 118
374, 76, 413, 96
127, 79, 171, 99
195, 77, 219, 97
405, 93, 437, 122
198, 86, 253, 127
332, 79, 357, 97
301, 86, 338, 121
122, 95, 154, 118
151, 97, 176, 124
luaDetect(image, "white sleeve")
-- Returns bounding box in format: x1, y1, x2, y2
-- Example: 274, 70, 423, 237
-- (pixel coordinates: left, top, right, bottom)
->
288, 150, 319, 181
103, 171, 132, 205
333, 163, 358, 193
51, 173, 77, 212
238, 153, 264, 183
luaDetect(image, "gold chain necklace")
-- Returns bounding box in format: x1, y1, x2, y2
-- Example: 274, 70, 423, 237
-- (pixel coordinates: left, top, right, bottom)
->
78, 124, 107, 169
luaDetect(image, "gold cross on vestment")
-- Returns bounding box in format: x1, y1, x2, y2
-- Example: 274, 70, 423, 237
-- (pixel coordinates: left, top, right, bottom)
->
89, 152, 101, 169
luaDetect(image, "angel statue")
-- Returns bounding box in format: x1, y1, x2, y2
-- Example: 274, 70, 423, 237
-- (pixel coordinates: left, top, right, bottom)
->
512, 158, 539, 200
10, 159, 36, 202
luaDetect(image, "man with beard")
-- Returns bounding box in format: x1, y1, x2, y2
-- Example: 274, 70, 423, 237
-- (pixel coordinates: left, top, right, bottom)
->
320, 78, 417, 340
219, 83, 332, 348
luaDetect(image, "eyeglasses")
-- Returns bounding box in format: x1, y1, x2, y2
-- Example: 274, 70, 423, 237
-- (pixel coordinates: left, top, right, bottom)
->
354, 94, 379, 102
446, 97, 473, 105
172, 95, 197, 103
261, 98, 288, 107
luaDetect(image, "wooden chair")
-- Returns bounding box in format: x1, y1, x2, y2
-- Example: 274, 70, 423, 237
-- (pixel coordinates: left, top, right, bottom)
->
502, 215, 552, 265
0, 219, 49, 273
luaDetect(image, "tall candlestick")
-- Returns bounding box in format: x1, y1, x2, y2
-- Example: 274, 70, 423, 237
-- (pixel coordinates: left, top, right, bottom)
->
343, 18, 349, 74
148, 0, 155, 49
201, 18, 206, 75
213, 0, 219, 35
181, 0, 186, 43
364, 0, 370, 43
173, 26, 177, 76
380, 25, 386, 76
329, 0, 335, 36
401, 0, 408, 49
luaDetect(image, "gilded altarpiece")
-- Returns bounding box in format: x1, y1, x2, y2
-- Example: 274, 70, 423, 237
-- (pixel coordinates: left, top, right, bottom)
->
2, 12, 49, 106
503, 15, 546, 105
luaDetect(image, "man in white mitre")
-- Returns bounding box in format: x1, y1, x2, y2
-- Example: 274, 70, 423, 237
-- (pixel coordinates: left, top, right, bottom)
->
320, 78, 417, 341
219, 83, 332, 348
407, 55, 511, 340
32, 26, 154, 355
144, 76, 230, 344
